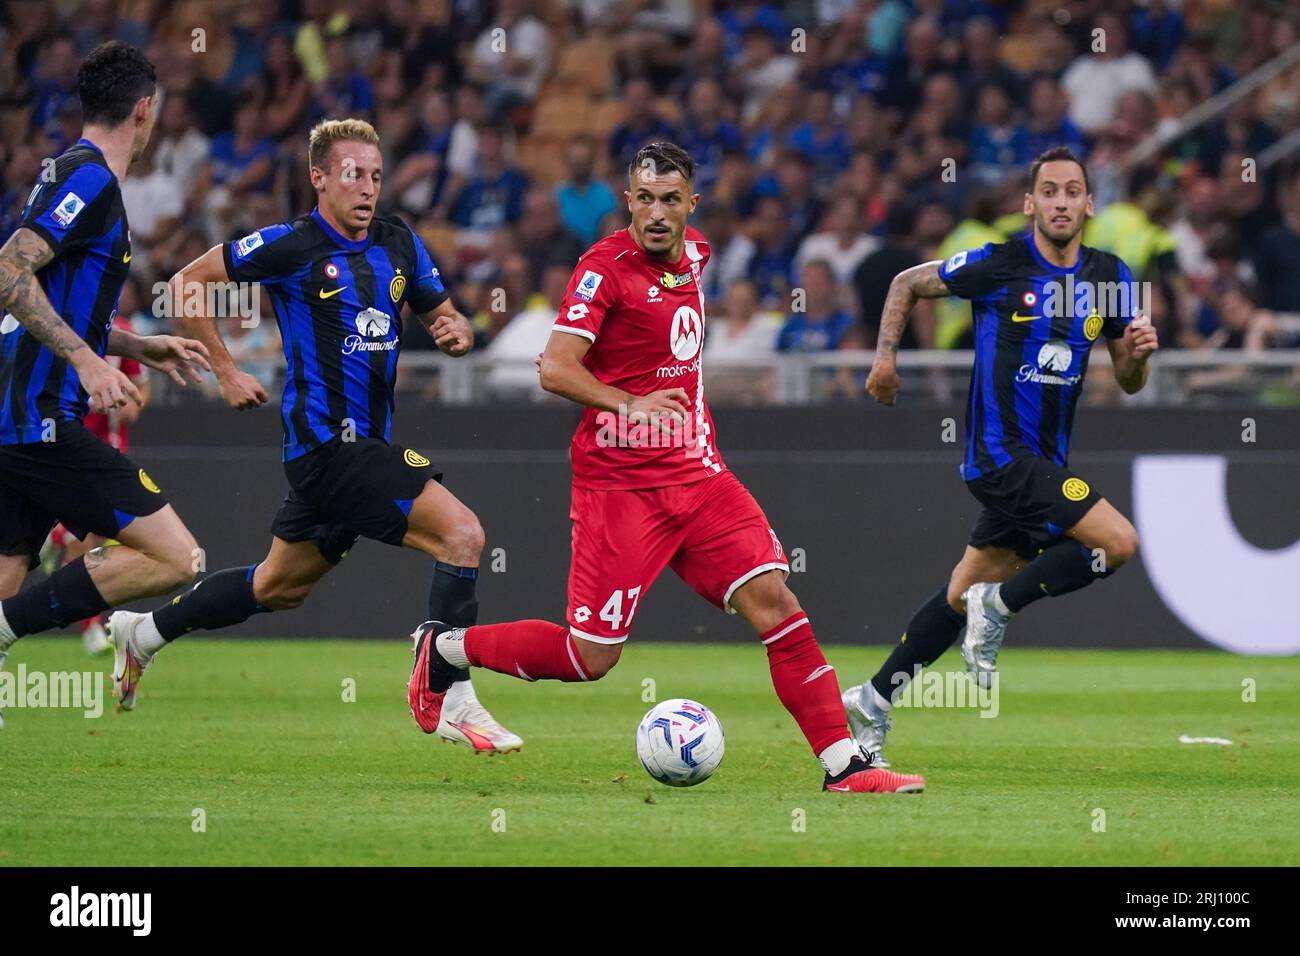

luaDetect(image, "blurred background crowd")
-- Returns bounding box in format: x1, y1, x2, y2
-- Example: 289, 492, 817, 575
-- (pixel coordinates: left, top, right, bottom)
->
1, 0, 1299, 406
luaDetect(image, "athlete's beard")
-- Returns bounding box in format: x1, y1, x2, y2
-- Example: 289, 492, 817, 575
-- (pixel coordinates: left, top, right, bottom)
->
1037, 213, 1084, 250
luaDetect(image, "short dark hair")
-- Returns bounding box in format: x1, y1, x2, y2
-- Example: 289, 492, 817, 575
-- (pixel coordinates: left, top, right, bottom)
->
1029, 145, 1090, 194
77, 41, 156, 126
629, 141, 695, 187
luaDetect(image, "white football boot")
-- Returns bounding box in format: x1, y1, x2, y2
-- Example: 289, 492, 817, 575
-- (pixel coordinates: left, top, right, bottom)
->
437, 677, 523, 755
961, 582, 1011, 689
82, 617, 111, 655
842, 683, 893, 768
109, 610, 156, 711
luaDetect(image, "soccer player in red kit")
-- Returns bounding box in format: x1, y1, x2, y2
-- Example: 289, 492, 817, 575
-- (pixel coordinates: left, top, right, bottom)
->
409, 143, 923, 793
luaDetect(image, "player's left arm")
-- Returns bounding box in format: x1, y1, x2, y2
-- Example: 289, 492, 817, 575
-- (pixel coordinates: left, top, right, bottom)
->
106, 327, 211, 386
1108, 314, 1159, 394
416, 298, 474, 357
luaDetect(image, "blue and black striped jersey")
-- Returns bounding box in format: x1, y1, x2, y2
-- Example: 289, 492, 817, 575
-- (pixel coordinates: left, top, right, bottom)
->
0, 138, 132, 444
224, 208, 447, 461
938, 235, 1137, 480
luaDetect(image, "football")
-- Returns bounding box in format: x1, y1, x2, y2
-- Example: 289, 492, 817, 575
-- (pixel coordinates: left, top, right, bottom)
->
635, 698, 725, 787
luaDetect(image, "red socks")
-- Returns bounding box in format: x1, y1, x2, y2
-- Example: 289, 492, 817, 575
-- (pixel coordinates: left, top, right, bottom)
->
463, 620, 592, 682
761, 612, 849, 755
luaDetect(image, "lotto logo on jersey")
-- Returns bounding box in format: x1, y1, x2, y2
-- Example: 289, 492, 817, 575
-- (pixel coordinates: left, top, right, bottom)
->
235, 231, 264, 257
670, 306, 703, 361
51, 192, 85, 227
574, 270, 604, 302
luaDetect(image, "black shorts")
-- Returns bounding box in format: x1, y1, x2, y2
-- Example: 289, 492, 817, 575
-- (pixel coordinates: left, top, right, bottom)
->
0, 421, 169, 568
270, 437, 443, 564
965, 455, 1101, 561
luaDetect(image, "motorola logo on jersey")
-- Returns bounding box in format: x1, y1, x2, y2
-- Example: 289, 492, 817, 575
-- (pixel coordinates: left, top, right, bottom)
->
343, 307, 396, 354
670, 306, 702, 361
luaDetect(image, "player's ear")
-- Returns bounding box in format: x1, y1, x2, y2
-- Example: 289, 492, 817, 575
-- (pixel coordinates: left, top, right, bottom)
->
1084, 194, 1095, 217
1022, 192, 1034, 216
689, 192, 701, 213
624, 189, 632, 211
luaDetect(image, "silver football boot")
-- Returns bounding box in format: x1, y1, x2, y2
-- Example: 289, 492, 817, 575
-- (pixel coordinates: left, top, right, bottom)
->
842, 683, 893, 768
961, 582, 1012, 689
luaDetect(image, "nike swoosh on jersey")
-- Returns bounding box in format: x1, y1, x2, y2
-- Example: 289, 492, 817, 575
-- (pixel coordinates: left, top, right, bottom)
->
122, 252, 131, 263
1010, 311, 1040, 322
319, 286, 347, 299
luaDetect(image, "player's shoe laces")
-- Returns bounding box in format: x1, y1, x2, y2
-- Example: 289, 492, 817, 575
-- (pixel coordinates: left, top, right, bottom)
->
408, 620, 462, 734
82, 617, 111, 655
109, 610, 154, 711
842, 684, 892, 768
823, 749, 925, 794
437, 684, 524, 755
961, 582, 1011, 689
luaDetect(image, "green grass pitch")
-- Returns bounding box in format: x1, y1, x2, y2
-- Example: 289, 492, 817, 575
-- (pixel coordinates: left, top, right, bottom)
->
2, 637, 1296, 866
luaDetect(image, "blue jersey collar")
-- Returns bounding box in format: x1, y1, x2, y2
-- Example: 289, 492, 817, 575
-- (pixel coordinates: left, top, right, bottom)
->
1024, 233, 1080, 274
312, 207, 370, 252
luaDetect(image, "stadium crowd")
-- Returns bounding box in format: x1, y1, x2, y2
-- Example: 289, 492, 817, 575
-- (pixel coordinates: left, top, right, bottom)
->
2, 0, 1299, 404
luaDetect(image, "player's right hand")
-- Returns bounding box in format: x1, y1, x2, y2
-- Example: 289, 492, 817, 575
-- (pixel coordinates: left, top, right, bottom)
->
77, 352, 143, 412
219, 369, 269, 410
626, 389, 690, 437
866, 361, 901, 406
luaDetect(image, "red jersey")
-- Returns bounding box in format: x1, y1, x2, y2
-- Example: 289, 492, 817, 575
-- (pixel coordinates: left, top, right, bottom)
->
552, 226, 725, 491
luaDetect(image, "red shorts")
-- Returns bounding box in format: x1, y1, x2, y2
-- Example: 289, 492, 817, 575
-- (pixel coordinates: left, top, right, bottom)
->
566, 470, 789, 644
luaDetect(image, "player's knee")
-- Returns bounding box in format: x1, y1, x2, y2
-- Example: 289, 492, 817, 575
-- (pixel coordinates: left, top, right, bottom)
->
1105, 526, 1139, 568
259, 579, 312, 611
574, 639, 621, 679
440, 513, 485, 565
158, 548, 198, 591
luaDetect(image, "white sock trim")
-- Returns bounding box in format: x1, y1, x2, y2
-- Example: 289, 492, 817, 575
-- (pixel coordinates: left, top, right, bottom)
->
819, 738, 859, 777
760, 616, 808, 645
134, 614, 166, 657
435, 627, 471, 669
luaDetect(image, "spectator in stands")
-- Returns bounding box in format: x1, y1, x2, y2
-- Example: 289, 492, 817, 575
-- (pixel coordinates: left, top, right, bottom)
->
676, 79, 743, 193
556, 135, 617, 246
1130, 0, 1185, 73
669, 16, 740, 102
468, 0, 552, 118
717, 1, 790, 62
198, 100, 279, 244
968, 82, 1027, 185
777, 260, 858, 351
1018, 73, 1087, 164
450, 125, 530, 236
486, 262, 570, 400
29, 33, 79, 143
1253, 161, 1300, 313
75, 0, 150, 54
787, 86, 853, 188
888, 15, 945, 111
746, 79, 801, 169
958, 17, 1024, 111
795, 194, 880, 286
608, 77, 676, 170
473, 250, 532, 344
518, 188, 585, 289
120, 139, 185, 284
154, 93, 210, 199
704, 277, 781, 403
755, 149, 823, 246
741, 196, 796, 308
390, 89, 454, 218
0, 143, 41, 245
262, 33, 314, 142
1061, 12, 1159, 135
736, 27, 800, 124
852, 202, 927, 349
317, 33, 375, 123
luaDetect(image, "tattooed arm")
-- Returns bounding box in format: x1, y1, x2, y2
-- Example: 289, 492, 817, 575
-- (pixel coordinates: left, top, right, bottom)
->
0, 228, 140, 411
866, 261, 951, 405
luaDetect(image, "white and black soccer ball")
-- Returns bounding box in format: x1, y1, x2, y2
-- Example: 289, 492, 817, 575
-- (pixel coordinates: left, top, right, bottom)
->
636, 698, 725, 787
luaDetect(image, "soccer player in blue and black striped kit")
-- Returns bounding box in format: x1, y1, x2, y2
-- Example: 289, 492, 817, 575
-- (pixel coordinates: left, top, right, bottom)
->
842, 147, 1160, 765
0, 42, 212, 727
108, 119, 520, 753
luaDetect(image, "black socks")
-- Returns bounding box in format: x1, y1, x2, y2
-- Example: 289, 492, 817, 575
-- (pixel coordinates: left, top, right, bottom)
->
152, 565, 267, 641
999, 540, 1109, 613
870, 587, 966, 703
1, 556, 109, 636
427, 562, 478, 685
